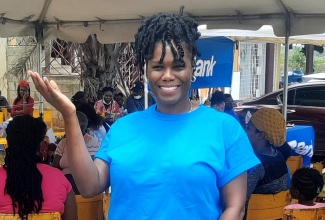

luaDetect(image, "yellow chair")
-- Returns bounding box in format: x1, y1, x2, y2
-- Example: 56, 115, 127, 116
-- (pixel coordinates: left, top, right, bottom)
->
1, 107, 9, 120
283, 207, 325, 220
246, 190, 290, 220
43, 110, 54, 130
287, 156, 303, 175
76, 194, 103, 220
0, 138, 7, 149
33, 109, 40, 118
102, 192, 110, 220
0, 212, 61, 220
0, 112, 5, 138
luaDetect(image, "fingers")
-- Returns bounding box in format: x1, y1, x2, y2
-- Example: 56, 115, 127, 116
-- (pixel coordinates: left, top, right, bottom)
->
28, 71, 47, 94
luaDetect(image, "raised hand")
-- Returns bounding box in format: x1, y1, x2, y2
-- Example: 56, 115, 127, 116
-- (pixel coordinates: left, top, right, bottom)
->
28, 71, 76, 117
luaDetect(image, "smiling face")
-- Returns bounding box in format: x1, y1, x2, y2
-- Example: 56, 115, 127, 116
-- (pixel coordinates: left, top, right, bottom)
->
103, 91, 113, 103
146, 42, 193, 114
19, 86, 29, 98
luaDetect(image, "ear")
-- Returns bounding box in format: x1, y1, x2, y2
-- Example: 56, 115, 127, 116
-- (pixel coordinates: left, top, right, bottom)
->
257, 131, 266, 140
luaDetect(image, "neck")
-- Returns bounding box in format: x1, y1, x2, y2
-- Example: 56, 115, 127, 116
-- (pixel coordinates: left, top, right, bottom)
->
156, 99, 194, 114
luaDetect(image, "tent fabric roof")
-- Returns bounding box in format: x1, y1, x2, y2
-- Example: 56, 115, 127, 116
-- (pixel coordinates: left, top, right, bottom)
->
200, 25, 325, 45
1, 0, 325, 43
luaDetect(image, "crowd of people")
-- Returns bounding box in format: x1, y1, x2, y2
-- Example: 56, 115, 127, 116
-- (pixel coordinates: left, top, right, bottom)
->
1, 10, 325, 220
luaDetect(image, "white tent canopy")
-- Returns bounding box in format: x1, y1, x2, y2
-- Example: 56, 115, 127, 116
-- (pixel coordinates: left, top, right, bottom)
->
200, 25, 325, 45
1, 0, 325, 43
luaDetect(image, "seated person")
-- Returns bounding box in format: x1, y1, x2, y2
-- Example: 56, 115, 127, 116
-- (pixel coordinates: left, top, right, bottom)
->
245, 108, 289, 203
71, 91, 89, 108
76, 103, 107, 144
94, 87, 121, 125
0, 115, 77, 219
210, 90, 225, 112
0, 90, 10, 112
53, 111, 100, 194
285, 167, 325, 209
316, 168, 325, 202
11, 80, 34, 117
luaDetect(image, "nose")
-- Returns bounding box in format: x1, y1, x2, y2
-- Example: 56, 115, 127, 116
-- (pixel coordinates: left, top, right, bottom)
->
161, 68, 175, 81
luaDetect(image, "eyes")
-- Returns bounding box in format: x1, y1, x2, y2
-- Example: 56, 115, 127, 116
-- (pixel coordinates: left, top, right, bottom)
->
152, 63, 186, 71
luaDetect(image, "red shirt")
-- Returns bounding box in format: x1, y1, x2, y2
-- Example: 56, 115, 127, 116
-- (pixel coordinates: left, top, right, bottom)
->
11, 97, 34, 116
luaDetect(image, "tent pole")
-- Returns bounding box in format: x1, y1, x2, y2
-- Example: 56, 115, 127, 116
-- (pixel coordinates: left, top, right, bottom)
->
36, 42, 44, 118
282, 30, 289, 122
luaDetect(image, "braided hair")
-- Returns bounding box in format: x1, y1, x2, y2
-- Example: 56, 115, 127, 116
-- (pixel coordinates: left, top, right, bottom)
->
291, 167, 324, 201
134, 10, 201, 74
4, 115, 47, 219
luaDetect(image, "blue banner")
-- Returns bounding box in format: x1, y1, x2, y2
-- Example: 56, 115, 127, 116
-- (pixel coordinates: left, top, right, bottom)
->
191, 37, 234, 89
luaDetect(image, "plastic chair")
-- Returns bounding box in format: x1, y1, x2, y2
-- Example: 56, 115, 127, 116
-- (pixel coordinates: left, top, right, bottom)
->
0, 212, 61, 220
102, 192, 110, 220
76, 194, 103, 220
246, 190, 290, 220
283, 207, 325, 220
1, 107, 9, 120
287, 156, 303, 175
0, 112, 5, 138
33, 109, 40, 118
43, 110, 54, 130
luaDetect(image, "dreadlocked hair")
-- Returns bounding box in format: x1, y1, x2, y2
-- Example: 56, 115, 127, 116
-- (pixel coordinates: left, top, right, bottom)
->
292, 167, 324, 201
134, 10, 201, 74
4, 115, 47, 219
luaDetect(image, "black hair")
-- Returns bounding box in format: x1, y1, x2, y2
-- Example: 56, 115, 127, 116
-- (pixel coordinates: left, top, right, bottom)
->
4, 115, 47, 219
102, 87, 114, 94
134, 10, 201, 74
13, 85, 31, 105
71, 91, 88, 106
291, 167, 324, 201
224, 93, 232, 99
76, 103, 103, 130
210, 91, 225, 107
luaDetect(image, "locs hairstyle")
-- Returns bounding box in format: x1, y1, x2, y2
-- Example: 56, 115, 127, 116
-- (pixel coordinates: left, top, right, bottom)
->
4, 115, 47, 218
134, 7, 201, 74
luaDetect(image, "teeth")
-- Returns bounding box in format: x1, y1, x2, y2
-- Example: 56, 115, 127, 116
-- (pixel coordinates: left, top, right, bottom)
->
161, 86, 177, 91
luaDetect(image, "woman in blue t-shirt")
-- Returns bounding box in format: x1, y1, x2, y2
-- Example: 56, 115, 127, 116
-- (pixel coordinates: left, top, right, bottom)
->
28, 11, 260, 220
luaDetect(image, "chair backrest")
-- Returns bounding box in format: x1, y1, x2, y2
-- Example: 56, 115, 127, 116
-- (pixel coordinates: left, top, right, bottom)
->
246, 190, 290, 220
76, 194, 103, 220
33, 109, 40, 118
287, 156, 303, 175
102, 193, 110, 220
283, 207, 325, 220
0, 212, 61, 220
2, 108, 9, 120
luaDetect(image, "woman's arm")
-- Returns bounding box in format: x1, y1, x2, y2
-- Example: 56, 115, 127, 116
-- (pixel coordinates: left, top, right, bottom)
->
29, 71, 109, 197
219, 172, 247, 220
61, 190, 78, 220
52, 154, 62, 169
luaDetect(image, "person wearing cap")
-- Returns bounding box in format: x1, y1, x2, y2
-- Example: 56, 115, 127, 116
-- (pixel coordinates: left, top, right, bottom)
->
94, 87, 121, 125
126, 81, 156, 114
245, 108, 289, 206
11, 80, 34, 117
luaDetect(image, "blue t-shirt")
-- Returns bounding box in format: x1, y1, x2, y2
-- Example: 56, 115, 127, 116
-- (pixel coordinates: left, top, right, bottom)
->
95, 105, 260, 220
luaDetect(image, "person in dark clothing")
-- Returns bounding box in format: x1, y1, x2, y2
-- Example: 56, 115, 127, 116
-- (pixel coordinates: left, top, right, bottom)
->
245, 108, 289, 209
224, 93, 240, 122
126, 81, 156, 114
